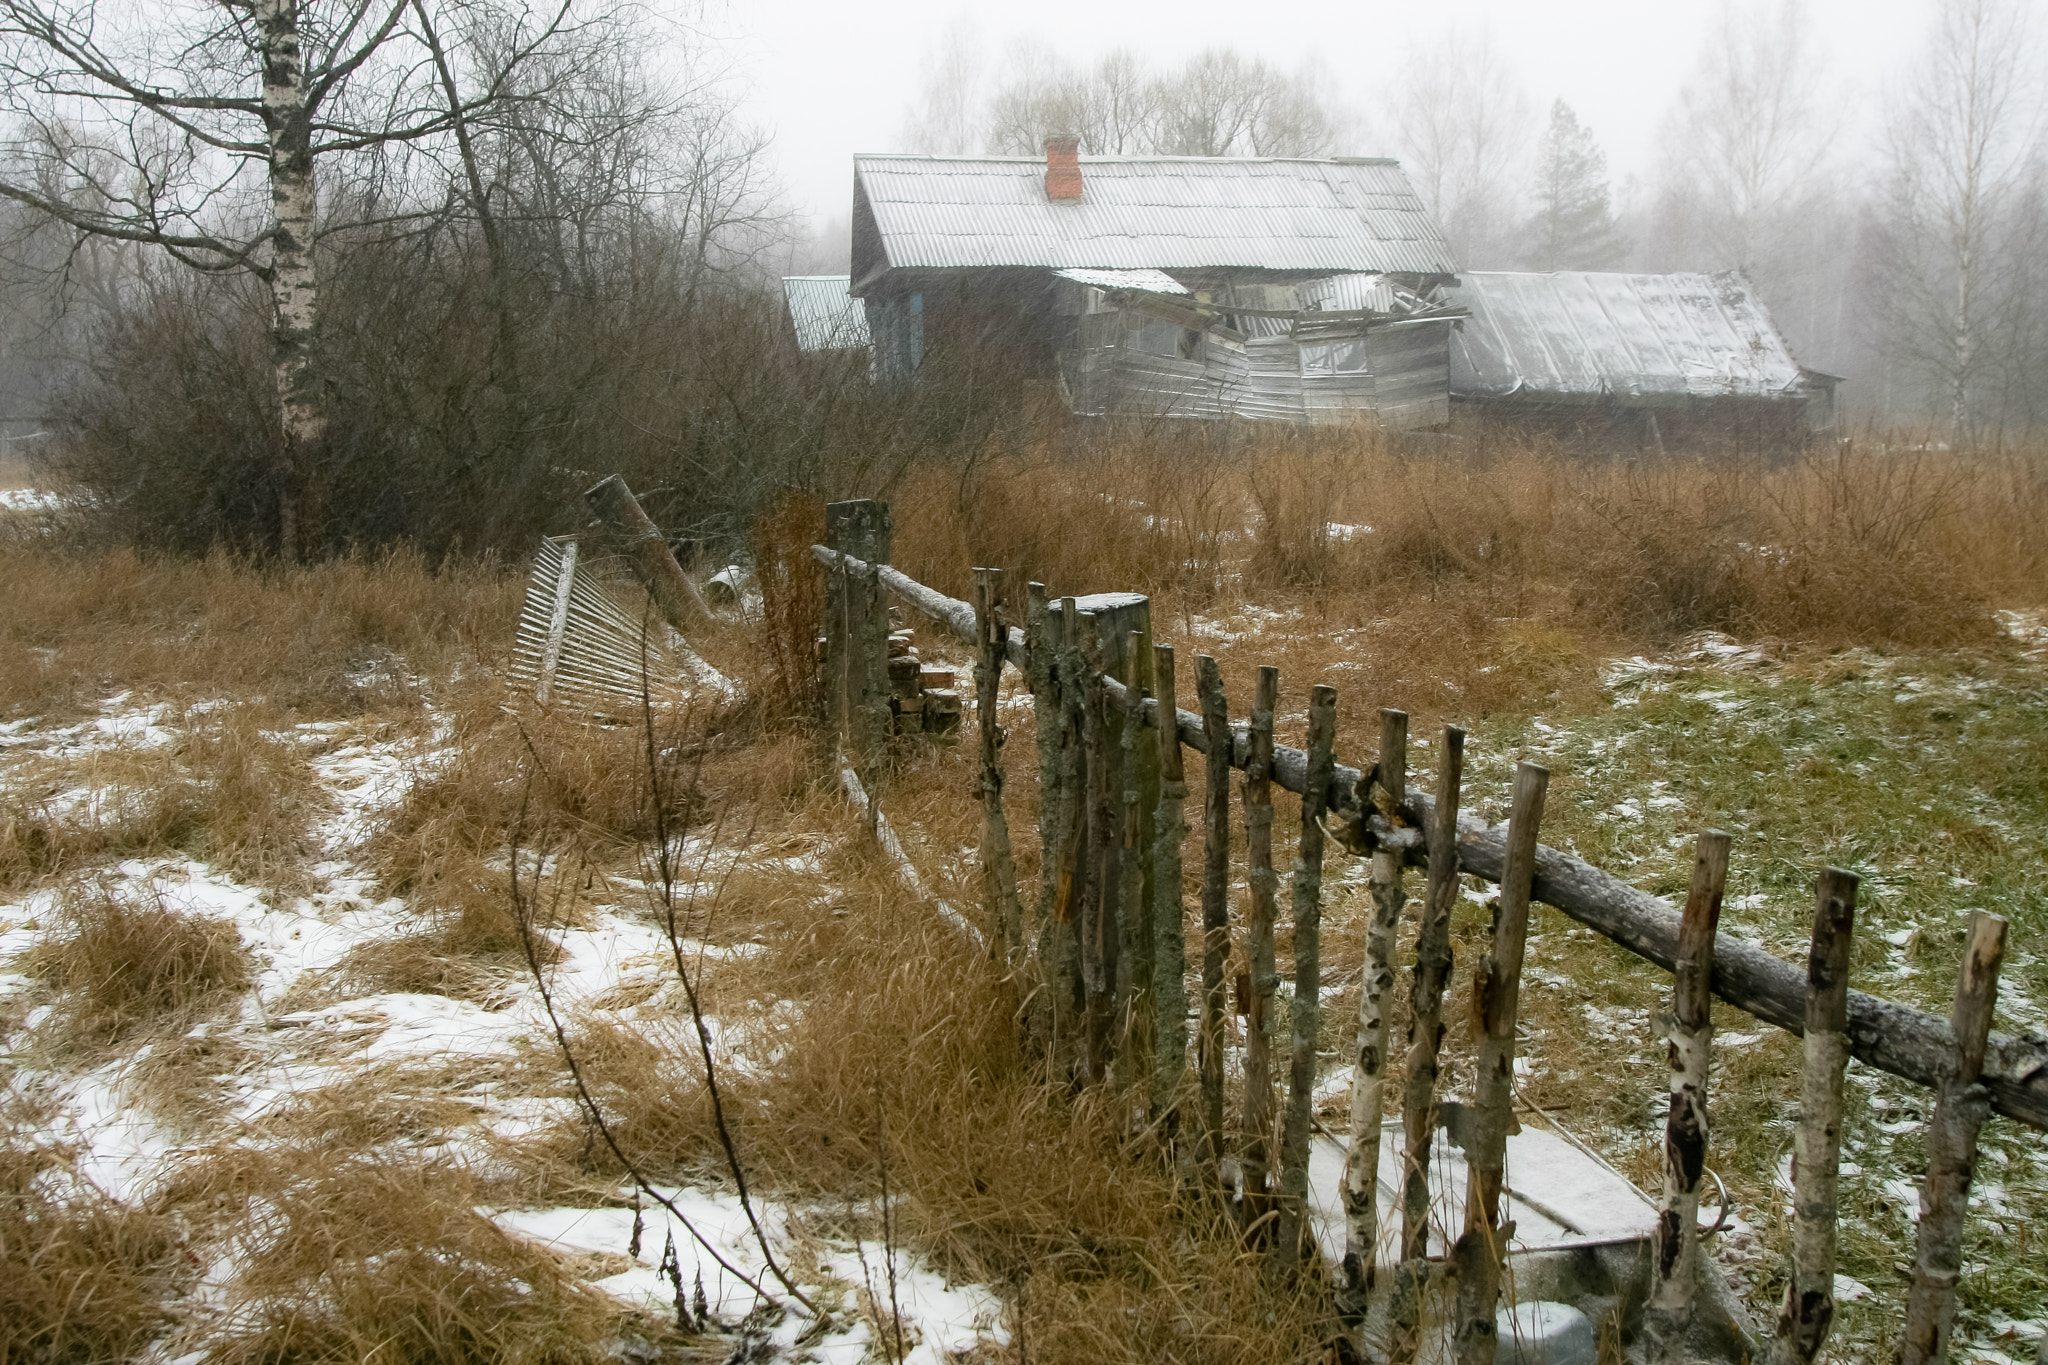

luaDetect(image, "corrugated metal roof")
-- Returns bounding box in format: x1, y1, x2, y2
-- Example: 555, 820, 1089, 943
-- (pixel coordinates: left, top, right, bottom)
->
1054, 267, 1189, 293
854, 155, 1458, 278
782, 275, 871, 352
1446, 270, 1811, 403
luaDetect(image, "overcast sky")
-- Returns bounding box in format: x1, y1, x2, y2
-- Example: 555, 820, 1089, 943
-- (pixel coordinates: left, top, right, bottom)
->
711, 0, 1933, 237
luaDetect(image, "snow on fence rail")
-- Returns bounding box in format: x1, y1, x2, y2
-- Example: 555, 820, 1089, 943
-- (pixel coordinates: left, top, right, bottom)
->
812, 498, 2043, 1365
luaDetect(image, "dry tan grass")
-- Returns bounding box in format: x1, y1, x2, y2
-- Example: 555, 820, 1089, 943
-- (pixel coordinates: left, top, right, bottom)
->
0, 704, 325, 890
0, 542, 521, 724
22, 884, 251, 1043
1, 1092, 180, 1365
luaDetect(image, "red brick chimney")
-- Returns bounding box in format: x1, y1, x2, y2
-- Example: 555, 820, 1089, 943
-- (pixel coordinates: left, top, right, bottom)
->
1044, 134, 1082, 203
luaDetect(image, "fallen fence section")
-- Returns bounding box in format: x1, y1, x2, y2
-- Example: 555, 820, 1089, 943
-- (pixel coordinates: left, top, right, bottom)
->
812, 542, 2048, 1133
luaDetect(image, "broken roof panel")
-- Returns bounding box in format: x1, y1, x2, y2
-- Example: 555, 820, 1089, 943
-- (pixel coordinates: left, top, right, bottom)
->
1447, 270, 1812, 404
1054, 267, 1190, 293
782, 275, 871, 352
854, 155, 1459, 279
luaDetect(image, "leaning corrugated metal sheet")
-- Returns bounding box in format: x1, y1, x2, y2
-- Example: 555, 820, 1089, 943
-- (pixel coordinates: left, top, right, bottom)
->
782, 275, 871, 352
1447, 271, 1811, 404
855, 156, 1458, 277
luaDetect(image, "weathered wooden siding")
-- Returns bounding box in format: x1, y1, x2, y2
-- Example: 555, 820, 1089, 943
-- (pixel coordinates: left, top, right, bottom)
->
1363, 321, 1452, 430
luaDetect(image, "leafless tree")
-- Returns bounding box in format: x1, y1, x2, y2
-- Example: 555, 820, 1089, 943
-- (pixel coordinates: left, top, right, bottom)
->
899, 16, 982, 155
1381, 23, 1532, 266
1151, 49, 1335, 158
0, 0, 585, 558
1878, 0, 2041, 437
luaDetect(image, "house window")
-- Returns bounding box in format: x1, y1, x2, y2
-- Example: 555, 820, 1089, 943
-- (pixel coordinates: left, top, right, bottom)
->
1300, 338, 1369, 375
866, 291, 925, 382
1129, 316, 1204, 360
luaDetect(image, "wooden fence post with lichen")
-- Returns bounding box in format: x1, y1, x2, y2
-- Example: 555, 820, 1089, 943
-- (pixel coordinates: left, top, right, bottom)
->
1647, 831, 1730, 1357
972, 568, 1024, 964
1196, 655, 1233, 1176
1343, 708, 1408, 1309
1052, 597, 1088, 1075
1079, 631, 1115, 1086
1240, 665, 1280, 1217
1276, 683, 1336, 1270
1118, 630, 1148, 1087
1901, 910, 2007, 1365
1770, 868, 1856, 1365
1453, 761, 1549, 1365
1388, 725, 1464, 1362
1151, 643, 1190, 1130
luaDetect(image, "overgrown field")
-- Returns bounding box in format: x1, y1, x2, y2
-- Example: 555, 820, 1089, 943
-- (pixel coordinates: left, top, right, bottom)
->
2, 435, 2044, 1364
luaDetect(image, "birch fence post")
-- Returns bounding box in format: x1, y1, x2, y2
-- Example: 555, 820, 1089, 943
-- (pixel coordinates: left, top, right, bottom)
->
1151, 643, 1191, 1130
1196, 655, 1233, 1176
1647, 831, 1730, 1356
1901, 910, 2008, 1365
1344, 708, 1409, 1307
1277, 683, 1336, 1271
971, 568, 1024, 964
1771, 868, 1857, 1365
1240, 665, 1281, 1216
1389, 725, 1465, 1363
1453, 761, 1549, 1365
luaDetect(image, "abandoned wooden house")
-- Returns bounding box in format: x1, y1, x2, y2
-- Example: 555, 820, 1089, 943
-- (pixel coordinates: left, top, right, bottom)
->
1444, 270, 1841, 448
847, 138, 1466, 428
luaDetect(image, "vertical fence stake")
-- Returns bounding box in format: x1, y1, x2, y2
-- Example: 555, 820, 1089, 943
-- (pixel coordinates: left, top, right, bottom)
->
1771, 868, 1857, 1365
1278, 684, 1337, 1270
1389, 725, 1465, 1364
1053, 597, 1087, 1077
1079, 632, 1115, 1086
1118, 630, 1149, 1088
1344, 708, 1409, 1307
972, 569, 1024, 964
1453, 761, 1549, 1365
1648, 831, 1731, 1356
1026, 581, 1059, 937
1240, 666, 1281, 1218
1151, 644, 1190, 1131
1196, 656, 1233, 1177
1902, 910, 2008, 1365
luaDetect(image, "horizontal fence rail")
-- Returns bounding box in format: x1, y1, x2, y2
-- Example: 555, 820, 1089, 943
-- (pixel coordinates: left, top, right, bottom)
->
812, 542, 2048, 1134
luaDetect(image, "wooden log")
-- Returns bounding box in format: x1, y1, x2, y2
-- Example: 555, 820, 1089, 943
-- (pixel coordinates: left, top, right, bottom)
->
1277, 684, 1336, 1270
1901, 910, 2008, 1365
1151, 643, 1191, 1128
1344, 708, 1409, 1306
1453, 762, 1549, 1365
1052, 598, 1088, 1074
1196, 655, 1233, 1174
1240, 665, 1281, 1214
972, 569, 1025, 964
585, 474, 711, 630
1770, 868, 1857, 1365
1079, 634, 1115, 1086
807, 547, 2048, 1132
1647, 831, 1731, 1355
1388, 725, 1465, 1363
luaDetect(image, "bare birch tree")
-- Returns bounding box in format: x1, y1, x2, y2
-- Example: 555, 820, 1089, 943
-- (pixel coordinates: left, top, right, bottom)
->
1878, 0, 2040, 438
0, 0, 572, 557
1382, 23, 1532, 266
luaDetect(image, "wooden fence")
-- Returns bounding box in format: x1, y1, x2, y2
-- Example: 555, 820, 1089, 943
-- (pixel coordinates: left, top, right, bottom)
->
812, 499, 2045, 1365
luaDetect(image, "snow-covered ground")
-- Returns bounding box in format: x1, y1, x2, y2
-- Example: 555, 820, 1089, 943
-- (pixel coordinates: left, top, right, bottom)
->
0, 695, 1010, 1360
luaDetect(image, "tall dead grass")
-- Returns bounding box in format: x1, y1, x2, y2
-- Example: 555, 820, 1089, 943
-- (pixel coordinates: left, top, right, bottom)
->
890, 429, 2043, 646
0, 542, 521, 722
23, 885, 251, 1043
1, 1092, 179, 1364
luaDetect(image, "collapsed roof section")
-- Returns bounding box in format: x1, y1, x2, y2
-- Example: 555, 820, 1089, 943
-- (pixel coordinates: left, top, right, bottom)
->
1445, 270, 1836, 407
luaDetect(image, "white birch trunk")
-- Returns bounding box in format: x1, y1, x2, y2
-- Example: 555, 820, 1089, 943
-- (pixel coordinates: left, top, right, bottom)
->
258, 0, 324, 561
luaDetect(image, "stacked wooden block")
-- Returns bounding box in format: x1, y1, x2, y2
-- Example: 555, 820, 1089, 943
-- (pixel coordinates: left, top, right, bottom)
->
886, 617, 963, 737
